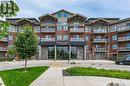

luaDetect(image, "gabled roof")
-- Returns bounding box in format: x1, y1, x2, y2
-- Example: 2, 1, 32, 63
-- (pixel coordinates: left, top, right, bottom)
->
16, 18, 33, 23
110, 18, 130, 25
68, 14, 87, 19
38, 14, 57, 20
88, 18, 120, 20
51, 9, 74, 15
86, 18, 120, 24
92, 18, 110, 24
6, 18, 39, 25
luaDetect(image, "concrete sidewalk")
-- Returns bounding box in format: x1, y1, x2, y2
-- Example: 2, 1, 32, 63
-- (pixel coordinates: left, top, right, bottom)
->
30, 62, 64, 86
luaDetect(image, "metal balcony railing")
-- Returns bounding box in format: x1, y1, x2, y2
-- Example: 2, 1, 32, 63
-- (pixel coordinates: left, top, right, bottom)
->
0, 37, 8, 42
0, 47, 7, 51
118, 26, 130, 32
94, 48, 107, 52
118, 36, 130, 41
41, 28, 55, 32
93, 30, 107, 33
93, 39, 108, 42
70, 28, 84, 32
118, 47, 130, 51
41, 23, 55, 26
70, 38, 84, 41
41, 38, 55, 41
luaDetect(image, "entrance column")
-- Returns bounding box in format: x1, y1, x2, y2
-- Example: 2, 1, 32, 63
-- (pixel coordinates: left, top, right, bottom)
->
39, 45, 41, 60
69, 45, 71, 60
84, 45, 86, 60
55, 45, 57, 60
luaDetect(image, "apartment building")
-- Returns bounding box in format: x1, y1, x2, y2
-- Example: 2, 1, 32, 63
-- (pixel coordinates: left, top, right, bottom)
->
0, 10, 130, 60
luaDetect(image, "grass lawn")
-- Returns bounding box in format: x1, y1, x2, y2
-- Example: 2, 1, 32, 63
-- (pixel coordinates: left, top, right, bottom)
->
0, 66, 48, 86
65, 67, 130, 79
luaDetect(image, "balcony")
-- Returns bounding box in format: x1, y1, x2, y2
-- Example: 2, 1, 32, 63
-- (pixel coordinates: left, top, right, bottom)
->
93, 30, 107, 34
94, 48, 107, 52
118, 36, 130, 42
0, 37, 8, 42
70, 38, 84, 41
41, 23, 55, 26
41, 28, 55, 32
41, 38, 55, 41
118, 47, 130, 51
93, 38, 107, 43
0, 47, 7, 51
118, 26, 130, 32
69, 23, 84, 26
70, 28, 84, 32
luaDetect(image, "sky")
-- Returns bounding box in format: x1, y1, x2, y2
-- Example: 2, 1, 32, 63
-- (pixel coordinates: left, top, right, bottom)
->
1, 0, 130, 19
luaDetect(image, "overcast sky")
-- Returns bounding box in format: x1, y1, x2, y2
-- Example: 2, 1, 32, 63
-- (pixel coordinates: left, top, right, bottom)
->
1, 0, 130, 19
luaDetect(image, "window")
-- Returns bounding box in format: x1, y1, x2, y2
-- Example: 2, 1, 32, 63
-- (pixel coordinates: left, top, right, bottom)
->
45, 35, 51, 38
9, 35, 13, 40
63, 26, 68, 30
57, 12, 62, 18
85, 36, 89, 41
9, 26, 15, 32
63, 12, 69, 18
112, 35, 117, 40
37, 36, 40, 41
34, 26, 40, 32
63, 35, 68, 40
57, 35, 62, 40
57, 26, 62, 31
110, 27, 117, 32
112, 44, 117, 49
74, 22, 80, 25
58, 22, 62, 25
74, 35, 80, 38
126, 23, 130, 26
127, 44, 130, 48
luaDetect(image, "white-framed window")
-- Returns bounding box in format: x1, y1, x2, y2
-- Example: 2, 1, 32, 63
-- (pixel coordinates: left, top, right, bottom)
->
9, 35, 13, 40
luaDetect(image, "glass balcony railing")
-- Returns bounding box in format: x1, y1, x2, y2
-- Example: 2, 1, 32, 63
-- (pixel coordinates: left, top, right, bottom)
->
118, 26, 130, 32
41, 28, 55, 32
41, 38, 55, 41
70, 28, 84, 32
0, 37, 8, 42
93, 38, 107, 42
94, 48, 107, 52
118, 36, 130, 41
118, 47, 130, 51
0, 47, 7, 51
70, 38, 84, 41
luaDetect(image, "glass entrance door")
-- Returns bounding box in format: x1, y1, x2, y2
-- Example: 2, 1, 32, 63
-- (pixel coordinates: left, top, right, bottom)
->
48, 46, 55, 60
57, 46, 69, 60
71, 46, 77, 60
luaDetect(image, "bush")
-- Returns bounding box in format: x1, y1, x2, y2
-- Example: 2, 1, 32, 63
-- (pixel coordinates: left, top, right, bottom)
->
65, 67, 130, 79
